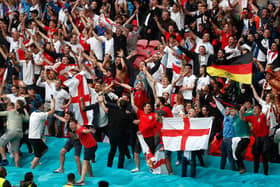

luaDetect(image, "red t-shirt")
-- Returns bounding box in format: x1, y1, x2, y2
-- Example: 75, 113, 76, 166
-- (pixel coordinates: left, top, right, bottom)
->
161, 106, 173, 118
137, 110, 157, 138
44, 26, 57, 38
244, 113, 268, 137
76, 126, 97, 148
164, 31, 182, 43
220, 30, 231, 49
134, 90, 149, 110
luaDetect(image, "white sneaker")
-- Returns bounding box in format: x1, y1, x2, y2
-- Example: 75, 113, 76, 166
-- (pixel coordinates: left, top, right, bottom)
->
131, 168, 140, 173
176, 161, 180, 166
53, 168, 64, 173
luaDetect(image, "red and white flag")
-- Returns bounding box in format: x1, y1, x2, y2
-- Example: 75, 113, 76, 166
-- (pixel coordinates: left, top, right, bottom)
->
64, 71, 93, 126
137, 134, 168, 174
162, 117, 212, 151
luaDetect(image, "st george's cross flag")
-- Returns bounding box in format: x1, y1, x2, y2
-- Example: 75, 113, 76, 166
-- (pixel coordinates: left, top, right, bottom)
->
162, 117, 213, 151
137, 134, 168, 174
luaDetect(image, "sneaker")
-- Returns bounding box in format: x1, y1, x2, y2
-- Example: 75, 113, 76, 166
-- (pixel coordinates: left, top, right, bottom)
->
76, 180, 85, 185
176, 161, 180, 166
0, 160, 9, 166
53, 168, 64, 173
239, 169, 246, 174
131, 168, 140, 173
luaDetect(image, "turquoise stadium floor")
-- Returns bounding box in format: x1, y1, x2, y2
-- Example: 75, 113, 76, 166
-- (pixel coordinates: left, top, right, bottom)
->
3, 137, 280, 187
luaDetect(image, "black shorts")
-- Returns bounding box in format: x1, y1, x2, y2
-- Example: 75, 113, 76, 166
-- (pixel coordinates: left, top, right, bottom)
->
134, 136, 155, 154
64, 139, 82, 156
29, 139, 48, 158
84, 146, 97, 161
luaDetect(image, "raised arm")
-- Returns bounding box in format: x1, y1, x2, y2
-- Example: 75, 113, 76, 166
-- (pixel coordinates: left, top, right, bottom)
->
213, 96, 225, 114
248, 0, 259, 14
54, 113, 67, 123
143, 65, 156, 85
47, 97, 55, 116
114, 80, 132, 90
97, 95, 108, 114
171, 74, 183, 88
0, 46, 8, 60
250, 84, 261, 102
239, 105, 246, 120
273, 0, 280, 18
34, 18, 46, 29
130, 91, 138, 113
154, 16, 166, 35
69, 14, 81, 35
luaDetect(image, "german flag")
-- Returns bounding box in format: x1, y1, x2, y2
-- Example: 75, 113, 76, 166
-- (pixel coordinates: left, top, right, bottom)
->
207, 53, 253, 84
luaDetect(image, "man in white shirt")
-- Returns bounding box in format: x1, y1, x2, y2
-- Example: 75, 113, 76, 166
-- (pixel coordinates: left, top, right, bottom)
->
224, 36, 241, 60
99, 30, 114, 60
86, 33, 103, 61
30, 44, 43, 80
48, 80, 71, 137
180, 64, 197, 102
29, 97, 55, 169
36, 69, 56, 111
19, 53, 35, 87
64, 34, 83, 54
164, 35, 178, 82
194, 33, 214, 55
3, 85, 26, 104
3, 29, 19, 53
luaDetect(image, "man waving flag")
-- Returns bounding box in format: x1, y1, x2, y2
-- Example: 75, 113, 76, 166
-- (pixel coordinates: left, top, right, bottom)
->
162, 117, 213, 151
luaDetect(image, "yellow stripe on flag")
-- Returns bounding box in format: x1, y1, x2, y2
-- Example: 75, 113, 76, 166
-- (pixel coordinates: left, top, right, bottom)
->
207, 66, 252, 84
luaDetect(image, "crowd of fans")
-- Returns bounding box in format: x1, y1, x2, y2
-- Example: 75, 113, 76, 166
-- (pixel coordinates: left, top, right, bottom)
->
0, 0, 279, 185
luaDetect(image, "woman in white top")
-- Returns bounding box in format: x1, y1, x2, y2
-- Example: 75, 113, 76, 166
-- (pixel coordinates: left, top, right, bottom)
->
196, 66, 210, 93
172, 93, 185, 117
171, 93, 185, 165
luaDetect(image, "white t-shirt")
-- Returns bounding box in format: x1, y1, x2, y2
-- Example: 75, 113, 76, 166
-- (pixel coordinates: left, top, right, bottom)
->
90, 88, 98, 104
195, 37, 214, 55
155, 82, 173, 97
172, 104, 185, 117
197, 75, 210, 91
36, 78, 56, 102
64, 41, 83, 54
86, 37, 103, 61
164, 46, 178, 68
54, 40, 62, 53
6, 36, 18, 53
182, 75, 197, 100
6, 94, 26, 104
32, 51, 42, 75
28, 111, 48, 139
147, 63, 165, 82
19, 60, 34, 85
224, 46, 241, 59
100, 36, 114, 59
53, 88, 70, 111
170, 9, 184, 31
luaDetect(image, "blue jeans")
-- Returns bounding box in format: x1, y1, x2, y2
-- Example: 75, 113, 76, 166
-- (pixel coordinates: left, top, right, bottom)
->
220, 138, 235, 170
48, 111, 64, 137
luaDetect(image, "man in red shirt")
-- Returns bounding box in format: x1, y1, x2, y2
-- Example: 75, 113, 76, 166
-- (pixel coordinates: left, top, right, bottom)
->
130, 91, 158, 172
241, 104, 271, 175
69, 119, 97, 185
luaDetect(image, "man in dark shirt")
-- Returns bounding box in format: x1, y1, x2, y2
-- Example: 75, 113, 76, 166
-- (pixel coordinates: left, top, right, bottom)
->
113, 28, 127, 57
97, 95, 133, 168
